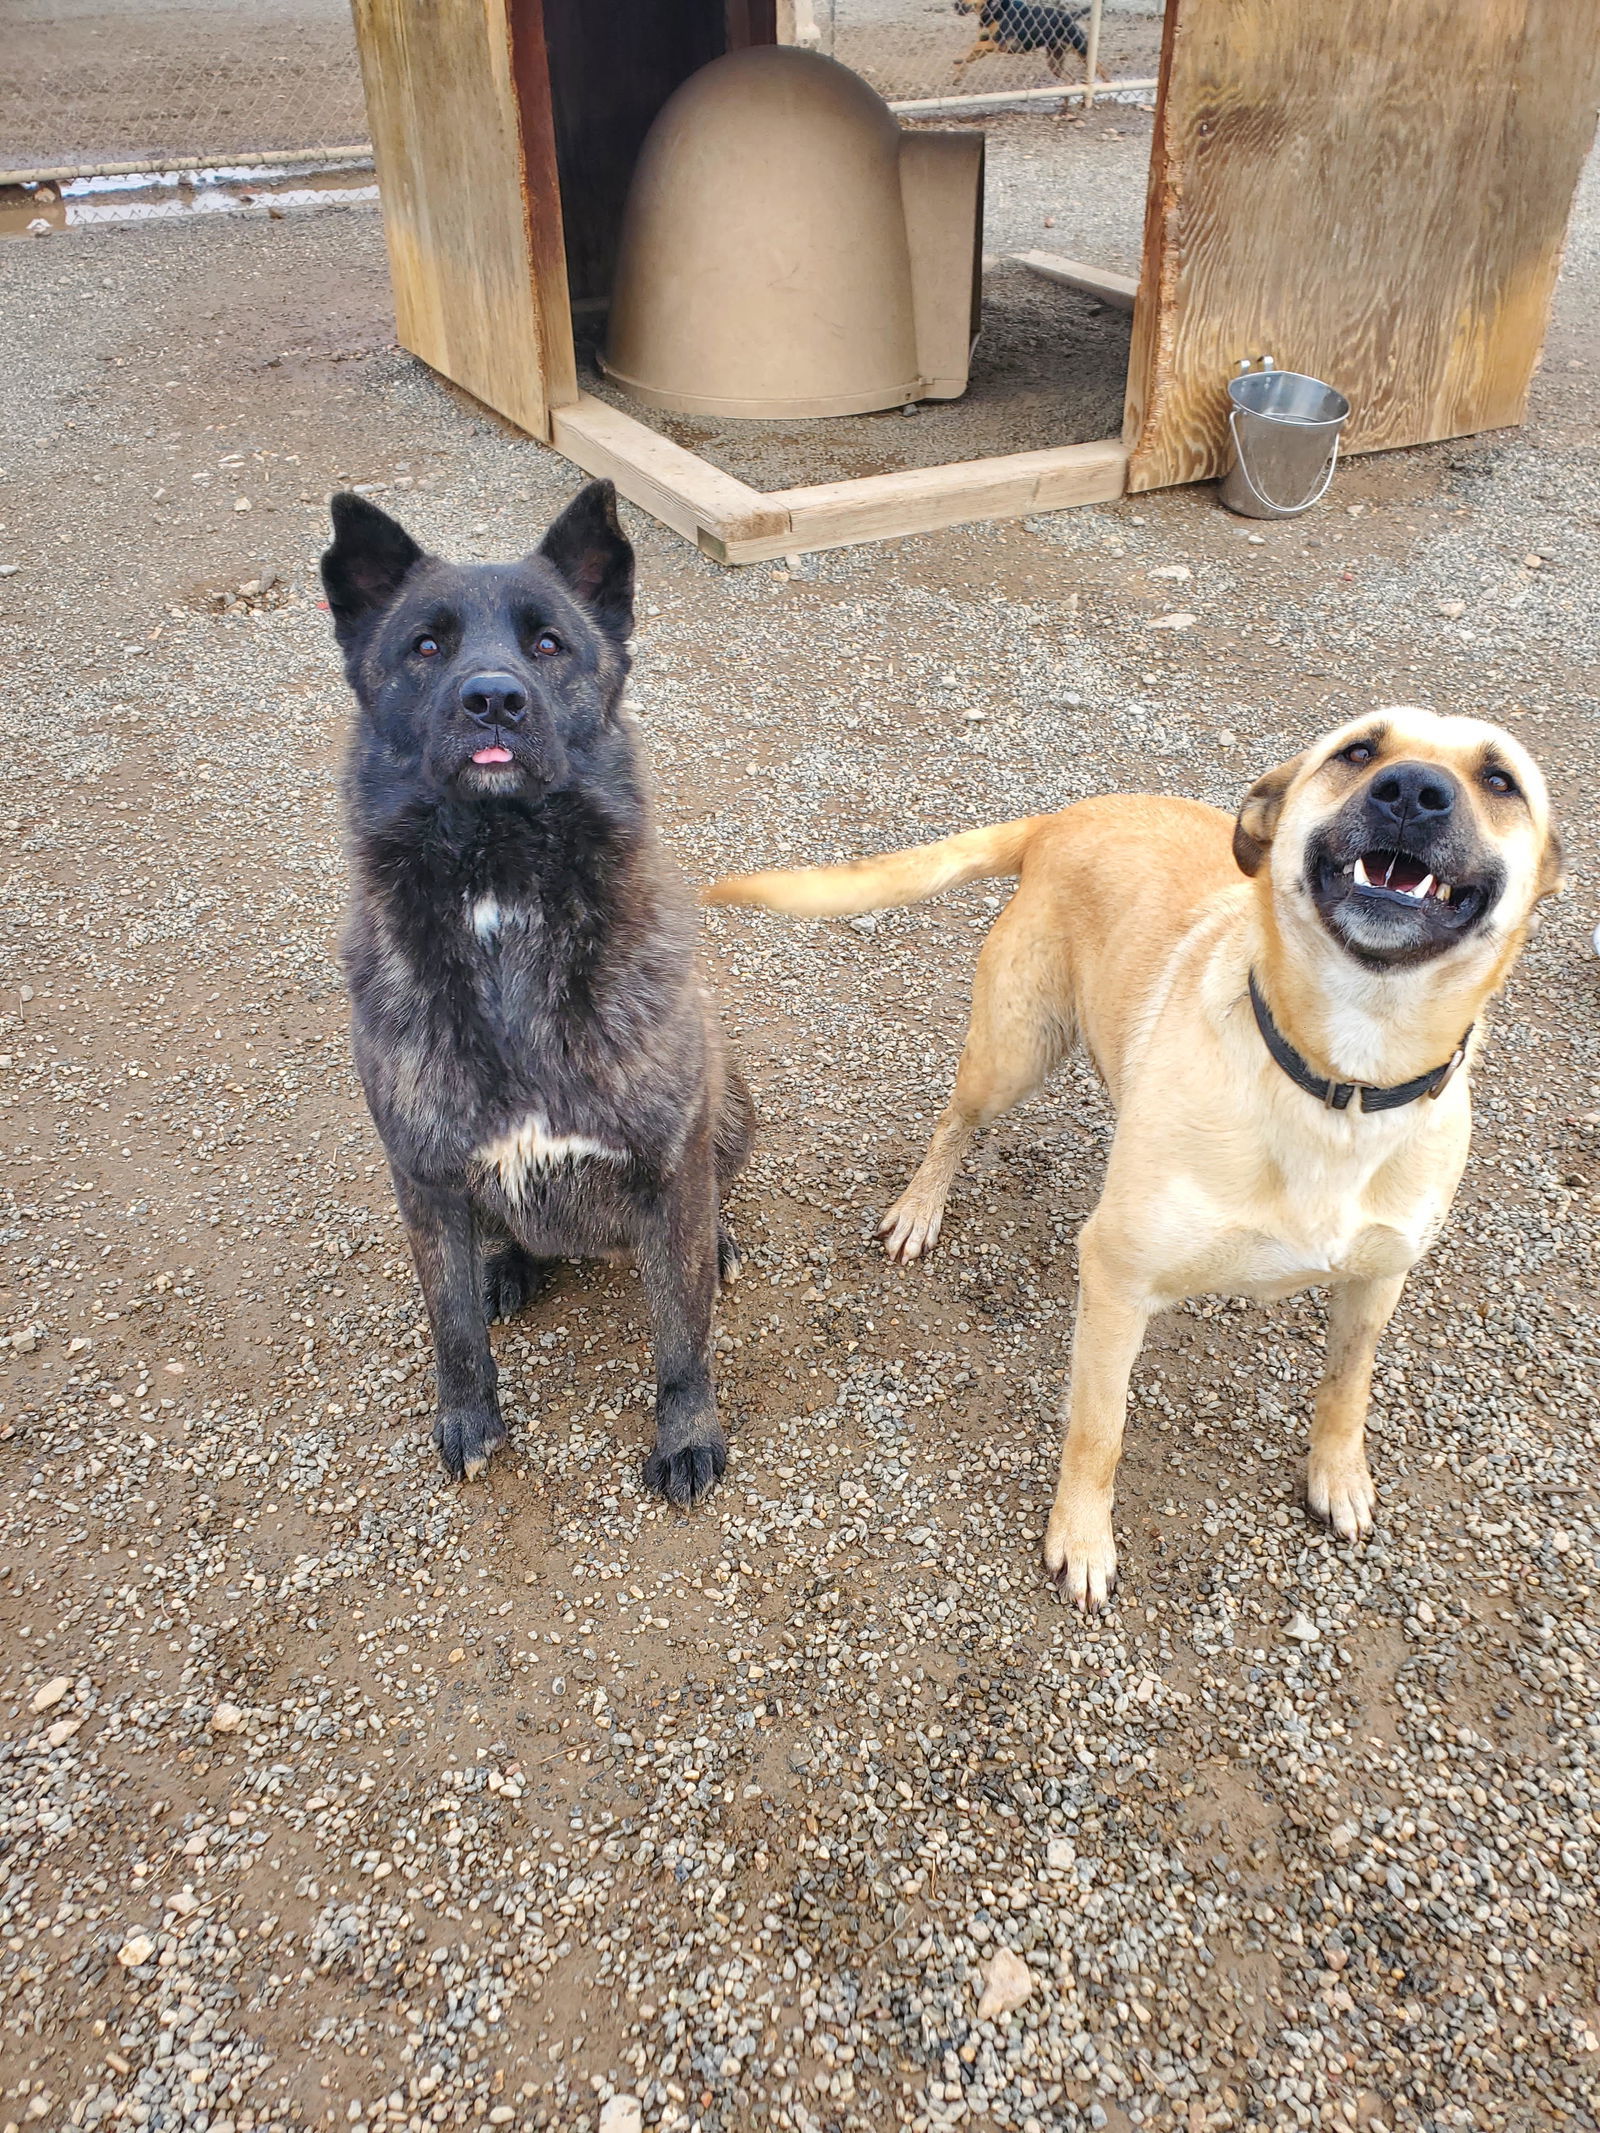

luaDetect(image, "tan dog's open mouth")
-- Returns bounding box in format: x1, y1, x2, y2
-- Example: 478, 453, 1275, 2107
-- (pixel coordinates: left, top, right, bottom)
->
1352, 849, 1453, 902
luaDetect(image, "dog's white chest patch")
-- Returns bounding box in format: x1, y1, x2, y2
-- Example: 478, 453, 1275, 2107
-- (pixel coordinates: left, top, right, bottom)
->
471, 895, 503, 940
476, 1112, 627, 1197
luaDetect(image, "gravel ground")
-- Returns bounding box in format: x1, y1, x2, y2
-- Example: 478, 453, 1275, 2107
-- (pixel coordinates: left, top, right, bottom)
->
0, 117, 1597, 2133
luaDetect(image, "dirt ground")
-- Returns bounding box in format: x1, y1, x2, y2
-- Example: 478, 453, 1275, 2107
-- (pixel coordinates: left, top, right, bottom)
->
0, 112, 1597, 2133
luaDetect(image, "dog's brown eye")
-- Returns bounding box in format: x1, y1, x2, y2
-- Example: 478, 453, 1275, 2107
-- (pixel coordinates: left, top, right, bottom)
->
534, 630, 562, 658
415, 634, 440, 658
1484, 768, 1517, 797
1341, 742, 1374, 766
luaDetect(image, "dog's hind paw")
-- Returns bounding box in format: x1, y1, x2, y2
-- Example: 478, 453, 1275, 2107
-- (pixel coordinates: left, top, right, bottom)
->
643, 1433, 727, 1508
435, 1402, 508, 1482
482, 1244, 550, 1323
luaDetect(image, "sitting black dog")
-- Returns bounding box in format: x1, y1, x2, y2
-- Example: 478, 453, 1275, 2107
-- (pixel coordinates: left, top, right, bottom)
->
321, 479, 752, 1505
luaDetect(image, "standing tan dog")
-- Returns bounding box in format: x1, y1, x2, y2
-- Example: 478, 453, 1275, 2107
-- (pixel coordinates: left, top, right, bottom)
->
708, 711, 1562, 1607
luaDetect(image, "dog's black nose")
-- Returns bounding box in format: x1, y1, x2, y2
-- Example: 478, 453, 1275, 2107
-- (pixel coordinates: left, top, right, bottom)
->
1368, 760, 1456, 828
459, 673, 528, 728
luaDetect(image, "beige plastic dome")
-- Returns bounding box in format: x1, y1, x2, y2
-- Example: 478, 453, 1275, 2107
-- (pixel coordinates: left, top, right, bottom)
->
600, 46, 983, 420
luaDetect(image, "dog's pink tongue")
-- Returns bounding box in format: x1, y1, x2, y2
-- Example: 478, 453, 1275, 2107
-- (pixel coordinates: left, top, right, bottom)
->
472, 746, 514, 765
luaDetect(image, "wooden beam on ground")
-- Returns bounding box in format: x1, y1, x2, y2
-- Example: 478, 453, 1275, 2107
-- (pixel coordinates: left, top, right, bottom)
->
549, 393, 790, 553
1011, 250, 1138, 310
705, 439, 1127, 563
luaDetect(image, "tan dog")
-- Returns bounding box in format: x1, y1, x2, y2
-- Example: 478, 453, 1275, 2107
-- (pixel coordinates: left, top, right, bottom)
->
708, 710, 1562, 1607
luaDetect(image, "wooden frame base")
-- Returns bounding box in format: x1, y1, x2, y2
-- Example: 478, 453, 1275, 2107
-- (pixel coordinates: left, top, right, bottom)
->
550, 391, 1127, 563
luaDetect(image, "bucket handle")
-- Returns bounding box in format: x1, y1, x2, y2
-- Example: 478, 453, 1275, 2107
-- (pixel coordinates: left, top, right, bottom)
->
1228, 406, 1341, 517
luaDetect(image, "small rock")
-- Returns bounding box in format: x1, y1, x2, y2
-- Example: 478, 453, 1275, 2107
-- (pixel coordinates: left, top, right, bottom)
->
1436, 599, 1466, 619
1523, 552, 1544, 569
599, 2100, 643, 2133
1147, 611, 1199, 630
1216, 728, 1237, 747
847, 914, 878, 935
976, 1945, 1035, 2019
1284, 1611, 1320, 1643
31, 1675, 71, 1713
963, 706, 987, 721
1328, 1820, 1360, 1852
488, 2111, 515, 2127
1045, 1837, 1075, 1870
234, 497, 251, 513
0, 564, 18, 578
117, 1932, 156, 1969
45, 1718, 82, 1747
1147, 564, 1192, 581
210, 1701, 245, 1733
168, 1890, 200, 1918
11, 1328, 38, 1354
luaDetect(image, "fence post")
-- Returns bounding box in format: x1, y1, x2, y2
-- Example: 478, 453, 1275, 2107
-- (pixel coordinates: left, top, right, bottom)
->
1083, 0, 1102, 108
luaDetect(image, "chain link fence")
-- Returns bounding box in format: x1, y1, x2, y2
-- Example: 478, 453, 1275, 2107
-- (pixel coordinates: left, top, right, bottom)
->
0, 0, 1160, 188
807, 0, 1162, 105
0, 0, 369, 182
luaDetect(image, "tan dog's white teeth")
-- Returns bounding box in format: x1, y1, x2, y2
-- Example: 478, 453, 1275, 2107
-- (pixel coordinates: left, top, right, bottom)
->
1410, 873, 1435, 902
1353, 855, 1373, 887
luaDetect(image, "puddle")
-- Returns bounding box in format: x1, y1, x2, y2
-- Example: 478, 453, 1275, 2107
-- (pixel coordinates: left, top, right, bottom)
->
0, 161, 376, 239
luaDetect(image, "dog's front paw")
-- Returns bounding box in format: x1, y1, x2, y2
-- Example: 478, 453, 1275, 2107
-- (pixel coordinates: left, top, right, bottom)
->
1306, 1448, 1376, 1541
877, 1184, 947, 1264
435, 1402, 508, 1482
716, 1222, 742, 1289
1043, 1496, 1119, 1612
643, 1431, 727, 1508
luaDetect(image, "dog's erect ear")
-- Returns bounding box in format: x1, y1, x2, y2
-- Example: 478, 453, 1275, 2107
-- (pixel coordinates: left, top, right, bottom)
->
1232, 752, 1305, 878
322, 493, 426, 641
538, 480, 634, 642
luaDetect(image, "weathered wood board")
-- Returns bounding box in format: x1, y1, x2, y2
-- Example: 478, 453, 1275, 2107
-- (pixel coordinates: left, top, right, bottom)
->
1125, 0, 1600, 492
351, 0, 575, 439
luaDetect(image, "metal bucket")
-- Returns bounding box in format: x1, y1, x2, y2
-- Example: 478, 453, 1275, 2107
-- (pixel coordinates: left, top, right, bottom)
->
1219, 357, 1350, 520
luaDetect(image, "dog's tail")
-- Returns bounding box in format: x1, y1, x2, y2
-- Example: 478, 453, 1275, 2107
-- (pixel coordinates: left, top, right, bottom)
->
705, 816, 1042, 918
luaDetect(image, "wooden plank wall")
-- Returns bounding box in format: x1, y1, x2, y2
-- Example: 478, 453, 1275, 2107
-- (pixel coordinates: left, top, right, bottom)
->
1125, 0, 1600, 492
352, 0, 575, 439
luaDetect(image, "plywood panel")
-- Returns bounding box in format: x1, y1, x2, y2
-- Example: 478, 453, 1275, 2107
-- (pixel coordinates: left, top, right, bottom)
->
1126, 0, 1600, 492
352, 0, 575, 438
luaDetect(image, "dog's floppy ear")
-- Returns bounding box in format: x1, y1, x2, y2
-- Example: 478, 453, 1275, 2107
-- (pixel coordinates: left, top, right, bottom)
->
538, 479, 634, 643
322, 493, 426, 642
1232, 752, 1305, 878
1536, 819, 1567, 901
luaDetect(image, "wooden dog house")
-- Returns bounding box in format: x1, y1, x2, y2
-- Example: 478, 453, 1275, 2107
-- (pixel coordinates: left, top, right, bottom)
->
351, 0, 1600, 562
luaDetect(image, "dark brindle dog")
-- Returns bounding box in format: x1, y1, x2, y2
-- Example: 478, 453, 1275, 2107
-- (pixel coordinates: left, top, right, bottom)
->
953, 0, 1103, 82
322, 479, 752, 1506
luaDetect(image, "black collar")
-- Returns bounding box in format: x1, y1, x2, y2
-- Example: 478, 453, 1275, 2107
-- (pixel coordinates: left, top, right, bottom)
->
1248, 971, 1471, 1113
